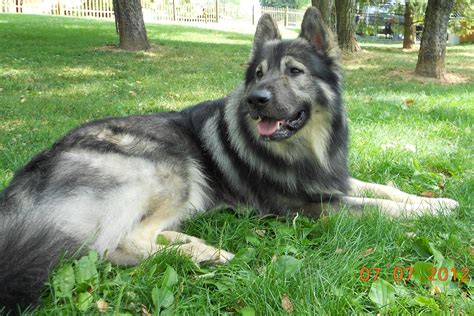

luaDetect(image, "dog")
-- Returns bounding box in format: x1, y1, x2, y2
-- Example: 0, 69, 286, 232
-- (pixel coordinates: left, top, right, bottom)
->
0, 7, 458, 313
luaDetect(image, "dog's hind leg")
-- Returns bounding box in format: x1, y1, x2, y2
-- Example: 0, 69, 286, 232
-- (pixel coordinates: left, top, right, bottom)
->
344, 178, 458, 216
107, 218, 234, 266
158, 231, 234, 264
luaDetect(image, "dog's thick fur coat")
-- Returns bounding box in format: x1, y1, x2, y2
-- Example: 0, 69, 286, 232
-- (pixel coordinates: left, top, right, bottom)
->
0, 8, 458, 313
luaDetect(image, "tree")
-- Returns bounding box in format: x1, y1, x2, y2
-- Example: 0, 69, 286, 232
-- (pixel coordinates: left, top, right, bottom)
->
401, 0, 427, 49
335, 0, 360, 52
113, 0, 150, 51
415, 0, 454, 78
311, 0, 336, 34
403, 0, 416, 48
312, 0, 360, 52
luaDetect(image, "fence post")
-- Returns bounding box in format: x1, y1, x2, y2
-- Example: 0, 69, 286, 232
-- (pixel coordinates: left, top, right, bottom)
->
172, 0, 176, 21
284, 6, 288, 27
215, 0, 219, 23
252, 4, 255, 25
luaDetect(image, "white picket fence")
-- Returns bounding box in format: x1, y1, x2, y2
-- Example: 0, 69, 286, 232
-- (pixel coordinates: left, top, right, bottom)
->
0, 0, 306, 27
0, 0, 114, 17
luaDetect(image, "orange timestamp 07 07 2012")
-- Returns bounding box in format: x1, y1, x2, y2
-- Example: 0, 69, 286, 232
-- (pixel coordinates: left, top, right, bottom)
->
359, 266, 471, 283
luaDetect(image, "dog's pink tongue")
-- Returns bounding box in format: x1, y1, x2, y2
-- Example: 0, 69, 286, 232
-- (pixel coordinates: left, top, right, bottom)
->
257, 119, 282, 136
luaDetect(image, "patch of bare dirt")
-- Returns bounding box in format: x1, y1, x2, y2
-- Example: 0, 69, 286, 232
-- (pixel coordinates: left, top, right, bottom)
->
97, 43, 164, 54
341, 49, 376, 64
401, 47, 419, 53
391, 69, 470, 85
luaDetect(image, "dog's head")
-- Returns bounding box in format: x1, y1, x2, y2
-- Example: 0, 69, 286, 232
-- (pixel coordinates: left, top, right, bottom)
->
243, 7, 341, 143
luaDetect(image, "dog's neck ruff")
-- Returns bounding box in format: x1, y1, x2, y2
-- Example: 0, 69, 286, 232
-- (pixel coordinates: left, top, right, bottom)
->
220, 84, 346, 197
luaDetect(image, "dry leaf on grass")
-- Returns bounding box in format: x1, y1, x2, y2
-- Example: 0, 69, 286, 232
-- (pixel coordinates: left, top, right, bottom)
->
430, 284, 441, 295
141, 305, 152, 316
96, 299, 108, 313
281, 294, 294, 313
255, 229, 266, 237
421, 191, 436, 198
361, 247, 375, 257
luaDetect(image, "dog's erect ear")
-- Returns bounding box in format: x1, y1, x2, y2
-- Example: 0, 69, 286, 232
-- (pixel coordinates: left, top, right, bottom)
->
299, 7, 338, 56
252, 14, 281, 54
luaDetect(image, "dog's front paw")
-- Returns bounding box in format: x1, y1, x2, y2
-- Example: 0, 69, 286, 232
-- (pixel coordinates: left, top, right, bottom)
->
420, 197, 459, 215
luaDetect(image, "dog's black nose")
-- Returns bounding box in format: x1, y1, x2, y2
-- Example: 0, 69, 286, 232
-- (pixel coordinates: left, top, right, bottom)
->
247, 89, 272, 108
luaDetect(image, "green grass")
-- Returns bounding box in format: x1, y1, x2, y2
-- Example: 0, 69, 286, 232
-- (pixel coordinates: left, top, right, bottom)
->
0, 14, 473, 314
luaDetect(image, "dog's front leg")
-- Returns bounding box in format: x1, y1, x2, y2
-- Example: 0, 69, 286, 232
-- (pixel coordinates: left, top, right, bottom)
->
344, 178, 459, 216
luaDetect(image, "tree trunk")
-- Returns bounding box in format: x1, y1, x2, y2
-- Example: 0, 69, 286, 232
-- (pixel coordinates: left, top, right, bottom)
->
335, 0, 360, 52
415, 0, 453, 78
113, 0, 150, 51
311, 0, 336, 34
403, 0, 415, 49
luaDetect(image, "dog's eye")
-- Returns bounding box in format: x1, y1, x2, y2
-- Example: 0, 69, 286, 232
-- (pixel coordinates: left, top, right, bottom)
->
289, 67, 304, 75
256, 69, 263, 79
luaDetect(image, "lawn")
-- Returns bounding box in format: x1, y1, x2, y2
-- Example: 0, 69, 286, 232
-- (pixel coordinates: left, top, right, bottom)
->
0, 14, 473, 314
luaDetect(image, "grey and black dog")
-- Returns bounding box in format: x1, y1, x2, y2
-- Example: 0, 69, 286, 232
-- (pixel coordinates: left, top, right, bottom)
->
0, 7, 457, 312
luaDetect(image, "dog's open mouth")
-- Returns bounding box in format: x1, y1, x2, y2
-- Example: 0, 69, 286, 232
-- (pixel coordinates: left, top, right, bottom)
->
255, 110, 308, 141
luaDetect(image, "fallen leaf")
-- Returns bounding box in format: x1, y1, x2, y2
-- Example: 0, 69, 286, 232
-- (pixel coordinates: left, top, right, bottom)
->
405, 99, 414, 106
257, 266, 267, 274
141, 305, 151, 316
430, 284, 441, 295
320, 215, 329, 226
421, 191, 436, 198
96, 299, 108, 313
281, 294, 294, 313
20, 96, 26, 103
255, 229, 266, 237
361, 247, 375, 257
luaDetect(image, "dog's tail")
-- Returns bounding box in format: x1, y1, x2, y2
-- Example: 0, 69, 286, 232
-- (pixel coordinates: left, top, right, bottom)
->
0, 213, 80, 313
